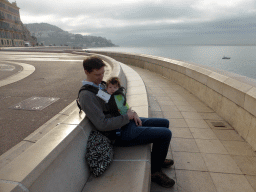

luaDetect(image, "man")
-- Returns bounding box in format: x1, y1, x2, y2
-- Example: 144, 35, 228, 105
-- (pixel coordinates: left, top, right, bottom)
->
79, 56, 175, 188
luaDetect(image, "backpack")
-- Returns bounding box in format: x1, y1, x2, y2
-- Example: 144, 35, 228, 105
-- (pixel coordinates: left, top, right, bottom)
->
85, 130, 114, 177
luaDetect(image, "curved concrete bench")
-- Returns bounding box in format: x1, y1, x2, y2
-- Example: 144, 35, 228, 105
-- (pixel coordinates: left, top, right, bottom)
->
89, 50, 256, 152
0, 53, 150, 192
82, 63, 150, 192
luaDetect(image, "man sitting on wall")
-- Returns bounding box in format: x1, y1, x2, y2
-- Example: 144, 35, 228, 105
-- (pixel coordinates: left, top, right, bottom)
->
78, 56, 175, 188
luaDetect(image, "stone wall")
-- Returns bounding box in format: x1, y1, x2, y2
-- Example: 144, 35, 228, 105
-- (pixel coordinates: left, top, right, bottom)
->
89, 51, 256, 151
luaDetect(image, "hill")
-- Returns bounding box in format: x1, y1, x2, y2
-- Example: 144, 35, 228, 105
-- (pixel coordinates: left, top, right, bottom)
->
24, 23, 116, 48
25, 23, 64, 33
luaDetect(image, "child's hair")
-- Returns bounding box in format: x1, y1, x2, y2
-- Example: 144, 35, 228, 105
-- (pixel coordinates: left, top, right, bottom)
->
106, 77, 121, 88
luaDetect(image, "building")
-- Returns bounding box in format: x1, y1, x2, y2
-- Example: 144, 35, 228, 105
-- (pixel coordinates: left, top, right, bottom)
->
0, 0, 24, 47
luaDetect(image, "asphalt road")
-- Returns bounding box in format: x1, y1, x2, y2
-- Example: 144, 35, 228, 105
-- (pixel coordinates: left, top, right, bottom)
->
0, 51, 88, 155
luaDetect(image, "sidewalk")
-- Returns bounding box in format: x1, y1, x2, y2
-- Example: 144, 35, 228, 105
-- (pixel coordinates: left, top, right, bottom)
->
130, 66, 256, 192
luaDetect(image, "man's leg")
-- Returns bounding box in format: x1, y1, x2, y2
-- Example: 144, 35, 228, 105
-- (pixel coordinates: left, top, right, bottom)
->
140, 118, 174, 168
140, 117, 169, 128
115, 118, 175, 187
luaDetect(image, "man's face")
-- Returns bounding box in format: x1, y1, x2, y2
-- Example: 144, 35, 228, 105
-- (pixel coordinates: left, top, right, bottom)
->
85, 66, 105, 85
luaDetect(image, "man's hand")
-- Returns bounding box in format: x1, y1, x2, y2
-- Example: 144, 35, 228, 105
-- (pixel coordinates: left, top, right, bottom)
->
133, 112, 142, 127
127, 108, 134, 120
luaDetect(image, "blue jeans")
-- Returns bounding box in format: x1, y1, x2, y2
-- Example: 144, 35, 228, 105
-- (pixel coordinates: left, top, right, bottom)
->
115, 118, 172, 173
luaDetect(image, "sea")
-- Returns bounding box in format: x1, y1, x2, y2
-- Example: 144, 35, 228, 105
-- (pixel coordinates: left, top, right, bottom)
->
87, 45, 256, 85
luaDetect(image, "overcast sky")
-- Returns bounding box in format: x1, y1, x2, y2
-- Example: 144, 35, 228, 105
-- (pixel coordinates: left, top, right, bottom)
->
17, 0, 256, 46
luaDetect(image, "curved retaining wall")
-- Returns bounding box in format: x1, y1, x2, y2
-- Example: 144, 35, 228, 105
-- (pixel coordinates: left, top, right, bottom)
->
90, 50, 256, 151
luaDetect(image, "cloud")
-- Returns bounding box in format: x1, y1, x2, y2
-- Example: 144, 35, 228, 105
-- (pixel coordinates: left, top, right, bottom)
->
17, 0, 256, 46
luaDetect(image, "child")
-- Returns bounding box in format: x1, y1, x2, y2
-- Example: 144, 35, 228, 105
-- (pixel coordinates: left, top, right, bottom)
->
106, 77, 129, 116
106, 77, 133, 137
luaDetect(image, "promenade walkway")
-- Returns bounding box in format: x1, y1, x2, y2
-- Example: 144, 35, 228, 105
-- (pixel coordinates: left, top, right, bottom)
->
130, 66, 256, 192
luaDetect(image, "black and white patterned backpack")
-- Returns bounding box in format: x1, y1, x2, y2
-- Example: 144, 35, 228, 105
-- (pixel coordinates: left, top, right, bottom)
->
85, 130, 114, 177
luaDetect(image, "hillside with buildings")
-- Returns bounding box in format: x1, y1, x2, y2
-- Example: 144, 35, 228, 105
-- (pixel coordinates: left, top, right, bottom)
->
24, 23, 117, 48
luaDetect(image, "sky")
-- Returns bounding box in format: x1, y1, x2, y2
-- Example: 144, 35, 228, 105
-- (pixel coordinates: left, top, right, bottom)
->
16, 0, 256, 46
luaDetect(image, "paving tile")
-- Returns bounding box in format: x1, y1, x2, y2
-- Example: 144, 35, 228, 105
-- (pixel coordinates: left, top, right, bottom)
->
198, 112, 223, 120
189, 103, 214, 112
168, 119, 188, 128
160, 106, 179, 113
173, 152, 208, 171
181, 112, 204, 120
158, 100, 176, 106
189, 101, 208, 108
182, 95, 201, 103
172, 100, 191, 106
176, 105, 197, 112
154, 96, 172, 101
195, 139, 229, 154
163, 111, 183, 119
185, 119, 210, 128
169, 97, 188, 102
210, 173, 255, 192
190, 128, 218, 139
245, 175, 256, 192
171, 128, 194, 139
171, 138, 200, 152
149, 111, 164, 118
176, 170, 217, 192
161, 105, 181, 112
232, 155, 256, 175
163, 92, 180, 97
202, 153, 242, 174
221, 140, 256, 156
212, 130, 244, 141
149, 104, 162, 112
0, 182, 23, 192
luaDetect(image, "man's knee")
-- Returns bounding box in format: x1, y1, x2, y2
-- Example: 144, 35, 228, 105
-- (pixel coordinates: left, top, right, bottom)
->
161, 128, 172, 140
164, 119, 169, 128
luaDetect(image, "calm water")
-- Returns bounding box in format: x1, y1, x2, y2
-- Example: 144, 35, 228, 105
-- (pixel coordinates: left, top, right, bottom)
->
87, 45, 256, 82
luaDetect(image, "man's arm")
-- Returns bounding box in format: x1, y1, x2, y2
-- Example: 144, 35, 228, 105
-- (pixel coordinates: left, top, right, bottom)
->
79, 91, 130, 131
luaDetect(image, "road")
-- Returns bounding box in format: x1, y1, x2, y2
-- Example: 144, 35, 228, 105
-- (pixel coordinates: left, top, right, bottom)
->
0, 51, 88, 155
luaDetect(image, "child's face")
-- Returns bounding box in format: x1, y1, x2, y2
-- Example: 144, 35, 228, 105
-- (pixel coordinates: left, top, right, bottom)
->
107, 83, 119, 95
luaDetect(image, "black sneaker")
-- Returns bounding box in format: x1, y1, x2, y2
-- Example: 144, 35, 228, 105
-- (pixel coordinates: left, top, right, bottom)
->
151, 171, 175, 188
162, 159, 174, 168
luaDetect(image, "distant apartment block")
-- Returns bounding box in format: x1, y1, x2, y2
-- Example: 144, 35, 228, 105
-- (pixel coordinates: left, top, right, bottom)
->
0, 0, 24, 47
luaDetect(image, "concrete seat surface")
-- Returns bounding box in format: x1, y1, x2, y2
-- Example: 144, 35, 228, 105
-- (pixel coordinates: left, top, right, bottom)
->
83, 145, 151, 192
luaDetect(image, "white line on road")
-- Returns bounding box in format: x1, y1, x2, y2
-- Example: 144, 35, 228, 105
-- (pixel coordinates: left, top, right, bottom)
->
0, 61, 35, 88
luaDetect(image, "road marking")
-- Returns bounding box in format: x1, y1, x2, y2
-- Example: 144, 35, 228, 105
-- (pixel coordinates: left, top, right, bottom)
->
0, 61, 35, 88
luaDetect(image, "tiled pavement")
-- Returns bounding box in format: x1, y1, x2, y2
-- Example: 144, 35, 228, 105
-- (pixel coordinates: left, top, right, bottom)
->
130, 66, 256, 192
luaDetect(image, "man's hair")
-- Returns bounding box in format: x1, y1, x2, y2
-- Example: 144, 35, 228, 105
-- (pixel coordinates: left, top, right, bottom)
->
83, 56, 106, 73
106, 77, 121, 88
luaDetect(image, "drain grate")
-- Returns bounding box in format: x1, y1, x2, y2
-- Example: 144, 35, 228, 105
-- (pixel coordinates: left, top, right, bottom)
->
211, 122, 226, 127
9, 97, 59, 111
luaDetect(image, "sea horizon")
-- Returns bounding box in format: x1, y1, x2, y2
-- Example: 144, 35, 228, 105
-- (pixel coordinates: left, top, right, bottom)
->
87, 45, 256, 86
